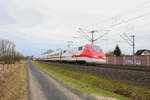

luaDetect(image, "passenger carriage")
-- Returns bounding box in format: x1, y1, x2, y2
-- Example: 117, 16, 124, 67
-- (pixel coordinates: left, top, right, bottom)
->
38, 44, 106, 64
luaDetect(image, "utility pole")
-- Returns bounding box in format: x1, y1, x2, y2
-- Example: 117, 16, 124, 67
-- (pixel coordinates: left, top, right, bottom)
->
131, 35, 135, 65
67, 41, 73, 48
76, 28, 109, 44
90, 30, 95, 44
120, 33, 135, 65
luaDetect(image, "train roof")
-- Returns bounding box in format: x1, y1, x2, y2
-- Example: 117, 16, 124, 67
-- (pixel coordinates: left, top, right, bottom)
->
39, 44, 102, 57
85, 44, 101, 46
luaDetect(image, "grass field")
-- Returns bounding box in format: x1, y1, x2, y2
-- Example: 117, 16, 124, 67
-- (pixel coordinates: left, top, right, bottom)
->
0, 61, 28, 100
33, 61, 150, 100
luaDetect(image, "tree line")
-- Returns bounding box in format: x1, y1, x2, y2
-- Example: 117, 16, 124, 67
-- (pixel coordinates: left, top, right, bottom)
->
0, 39, 24, 71
105, 45, 123, 57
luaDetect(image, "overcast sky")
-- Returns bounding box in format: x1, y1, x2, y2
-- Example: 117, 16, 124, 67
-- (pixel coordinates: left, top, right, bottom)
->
0, 0, 150, 56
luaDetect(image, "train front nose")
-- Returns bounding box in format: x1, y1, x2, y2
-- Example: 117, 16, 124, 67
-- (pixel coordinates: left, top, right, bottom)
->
90, 47, 106, 63
84, 44, 106, 63
86, 51, 106, 63
87, 57, 106, 63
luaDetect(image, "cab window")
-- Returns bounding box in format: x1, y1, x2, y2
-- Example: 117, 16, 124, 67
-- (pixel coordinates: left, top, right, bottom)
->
90, 46, 102, 51
78, 46, 83, 51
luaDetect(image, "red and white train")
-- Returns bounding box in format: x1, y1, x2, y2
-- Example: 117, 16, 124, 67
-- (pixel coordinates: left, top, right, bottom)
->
38, 44, 106, 64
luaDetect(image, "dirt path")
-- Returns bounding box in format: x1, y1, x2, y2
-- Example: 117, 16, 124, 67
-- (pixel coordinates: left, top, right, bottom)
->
27, 61, 96, 100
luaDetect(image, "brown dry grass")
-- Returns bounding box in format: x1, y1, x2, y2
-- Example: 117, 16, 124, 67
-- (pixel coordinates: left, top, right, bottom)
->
0, 62, 28, 100
0, 64, 18, 73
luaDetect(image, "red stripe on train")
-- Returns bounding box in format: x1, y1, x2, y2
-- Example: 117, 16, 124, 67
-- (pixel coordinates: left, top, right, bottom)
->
43, 55, 105, 60
73, 55, 106, 60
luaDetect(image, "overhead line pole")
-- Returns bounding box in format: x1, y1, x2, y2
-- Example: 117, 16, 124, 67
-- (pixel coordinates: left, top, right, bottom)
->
67, 41, 73, 49
90, 30, 95, 44
131, 35, 135, 65
76, 29, 109, 44
120, 33, 135, 65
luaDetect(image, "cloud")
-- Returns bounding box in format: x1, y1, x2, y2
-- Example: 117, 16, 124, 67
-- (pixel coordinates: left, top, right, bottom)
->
0, 0, 150, 56
0, 7, 16, 25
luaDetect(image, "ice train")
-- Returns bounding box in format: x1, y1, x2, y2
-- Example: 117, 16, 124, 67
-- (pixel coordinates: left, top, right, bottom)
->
38, 44, 106, 64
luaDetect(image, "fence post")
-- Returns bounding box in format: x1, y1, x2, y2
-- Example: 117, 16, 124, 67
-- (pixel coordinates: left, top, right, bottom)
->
2, 64, 4, 72
134, 56, 136, 65
106, 57, 108, 64
123, 56, 125, 65
114, 56, 116, 65
147, 56, 150, 66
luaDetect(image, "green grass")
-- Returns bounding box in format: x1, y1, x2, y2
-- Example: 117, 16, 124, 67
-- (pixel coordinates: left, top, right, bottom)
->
32, 62, 150, 100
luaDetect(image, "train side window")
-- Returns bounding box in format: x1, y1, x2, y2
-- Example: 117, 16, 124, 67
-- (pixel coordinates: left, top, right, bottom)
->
63, 50, 66, 53
78, 46, 83, 51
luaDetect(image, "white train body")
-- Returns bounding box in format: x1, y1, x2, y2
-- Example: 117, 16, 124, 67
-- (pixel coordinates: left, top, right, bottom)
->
38, 44, 106, 64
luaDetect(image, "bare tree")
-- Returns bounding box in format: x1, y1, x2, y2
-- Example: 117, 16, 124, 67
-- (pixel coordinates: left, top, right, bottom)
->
0, 39, 24, 72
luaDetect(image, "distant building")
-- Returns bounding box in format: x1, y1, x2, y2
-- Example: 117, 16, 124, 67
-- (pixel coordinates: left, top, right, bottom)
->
135, 49, 150, 55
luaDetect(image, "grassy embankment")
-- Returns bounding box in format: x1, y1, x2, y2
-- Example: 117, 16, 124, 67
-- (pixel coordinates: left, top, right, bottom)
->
0, 60, 28, 100
33, 61, 150, 100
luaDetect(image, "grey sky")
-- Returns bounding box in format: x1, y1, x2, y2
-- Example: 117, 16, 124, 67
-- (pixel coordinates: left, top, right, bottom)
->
0, 0, 150, 56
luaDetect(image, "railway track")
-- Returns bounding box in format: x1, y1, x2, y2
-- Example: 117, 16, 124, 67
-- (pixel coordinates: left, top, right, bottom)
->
40, 61, 150, 72
94, 64, 150, 72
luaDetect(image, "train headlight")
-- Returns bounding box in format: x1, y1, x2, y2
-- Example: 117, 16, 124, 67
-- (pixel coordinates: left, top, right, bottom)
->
94, 56, 99, 57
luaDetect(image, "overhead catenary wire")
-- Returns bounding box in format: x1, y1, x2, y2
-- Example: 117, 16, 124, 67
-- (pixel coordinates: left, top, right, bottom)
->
83, 0, 150, 30
74, 0, 150, 48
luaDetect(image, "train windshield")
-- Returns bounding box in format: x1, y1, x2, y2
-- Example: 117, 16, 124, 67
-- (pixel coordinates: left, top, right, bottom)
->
90, 46, 102, 51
